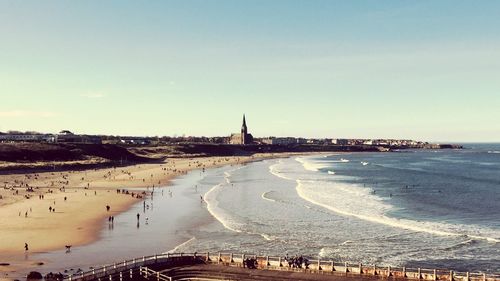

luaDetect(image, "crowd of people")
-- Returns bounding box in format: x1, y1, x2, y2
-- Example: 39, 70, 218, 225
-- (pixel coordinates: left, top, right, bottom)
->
285, 255, 310, 269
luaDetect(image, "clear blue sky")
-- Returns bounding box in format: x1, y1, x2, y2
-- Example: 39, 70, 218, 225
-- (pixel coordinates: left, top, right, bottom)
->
1, 1, 499, 142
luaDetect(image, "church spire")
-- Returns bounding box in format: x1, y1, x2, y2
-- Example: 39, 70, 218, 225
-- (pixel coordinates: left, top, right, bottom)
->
241, 114, 248, 134
241, 114, 248, 144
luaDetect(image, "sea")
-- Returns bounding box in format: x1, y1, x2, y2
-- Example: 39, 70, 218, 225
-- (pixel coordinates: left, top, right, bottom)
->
174, 143, 500, 273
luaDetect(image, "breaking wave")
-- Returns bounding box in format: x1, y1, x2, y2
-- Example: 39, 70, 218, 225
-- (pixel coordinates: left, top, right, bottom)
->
273, 156, 500, 244
261, 191, 277, 202
204, 166, 274, 241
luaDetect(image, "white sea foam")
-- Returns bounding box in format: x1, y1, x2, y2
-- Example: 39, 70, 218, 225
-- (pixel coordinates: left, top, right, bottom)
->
295, 157, 333, 171
327, 170, 336, 175
487, 151, 500, 154
261, 191, 276, 202
296, 179, 500, 243
269, 161, 295, 180
274, 156, 500, 244
204, 183, 244, 233
165, 237, 196, 253
204, 167, 247, 233
204, 166, 275, 242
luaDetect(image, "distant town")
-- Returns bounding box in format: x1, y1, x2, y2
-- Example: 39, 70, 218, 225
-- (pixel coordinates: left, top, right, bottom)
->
0, 115, 458, 150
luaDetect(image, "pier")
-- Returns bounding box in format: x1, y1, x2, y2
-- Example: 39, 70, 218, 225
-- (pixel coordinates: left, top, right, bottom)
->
62, 252, 500, 281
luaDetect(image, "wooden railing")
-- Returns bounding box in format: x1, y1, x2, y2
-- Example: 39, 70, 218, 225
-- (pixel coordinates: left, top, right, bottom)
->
64, 252, 500, 281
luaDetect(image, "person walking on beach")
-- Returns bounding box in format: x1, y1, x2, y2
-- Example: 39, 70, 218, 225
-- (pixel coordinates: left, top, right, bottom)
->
136, 213, 140, 221
25, 243, 29, 251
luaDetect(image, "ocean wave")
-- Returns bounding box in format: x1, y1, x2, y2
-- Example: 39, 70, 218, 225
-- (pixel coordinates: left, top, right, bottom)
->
261, 191, 277, 202
443, 239, 478, 251
295, 179, 500, 243
327, 170, 336, 175
269, 161, 295, 180
165, 237, 196, 253
487, 151, 500, 154
204, 166, 275, 242
204, 183, 245, 233
295, 157, 333, 172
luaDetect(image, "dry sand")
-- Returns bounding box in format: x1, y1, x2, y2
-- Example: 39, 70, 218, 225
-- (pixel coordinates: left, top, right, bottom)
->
0, 154, 296, 253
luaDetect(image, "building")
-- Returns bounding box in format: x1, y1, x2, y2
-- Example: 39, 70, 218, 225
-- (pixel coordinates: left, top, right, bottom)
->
0, 133, 55, 143
56, 130, 102, 144
261, 137, 298, 145
230, 114, 254, 145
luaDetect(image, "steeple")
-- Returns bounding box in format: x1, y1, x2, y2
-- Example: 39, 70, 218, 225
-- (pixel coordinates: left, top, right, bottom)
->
241, 114, 247, 134
241, 114, 248, 145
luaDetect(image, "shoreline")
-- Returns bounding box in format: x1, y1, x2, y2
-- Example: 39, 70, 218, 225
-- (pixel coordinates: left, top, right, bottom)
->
0, 152, 319, 279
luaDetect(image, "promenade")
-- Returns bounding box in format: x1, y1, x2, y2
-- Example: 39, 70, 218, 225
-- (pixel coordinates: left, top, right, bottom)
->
64, 252, 500, 281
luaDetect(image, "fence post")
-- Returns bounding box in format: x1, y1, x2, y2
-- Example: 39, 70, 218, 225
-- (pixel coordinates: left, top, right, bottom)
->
403, 267, 406, 278
109, 274, 112, 281
242, 254, 245, 266
129, 269, 133, 279
434, 269, 437, 281
157, 272, 160, 281
155, 254, 158, 263
418, 268, 422, 279
345, 262, 348, 273
359, 263, 362, 274
388, 266, 391, 277
206, 252, 210, 261
483, 273, 486, 281
230, 253, 234, 263
317, 259, 321, 271
119, 272, 123, 281
374, 265, 377, 275
466, 272, 470, 281
103, 266, 107, 274
114, 263, 117, 269
218, 252, 221, 264
450, 270, 454, 281
331, 261, 335, 271
266, 256, 269, 267
279, 257, 282, 267
69, 274, 72, 281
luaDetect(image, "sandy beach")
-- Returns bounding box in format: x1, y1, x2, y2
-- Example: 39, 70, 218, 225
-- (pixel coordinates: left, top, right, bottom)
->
0, 153, 302, 278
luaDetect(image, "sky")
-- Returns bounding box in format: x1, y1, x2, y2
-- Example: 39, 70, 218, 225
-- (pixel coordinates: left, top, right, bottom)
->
1, 1, 500, 142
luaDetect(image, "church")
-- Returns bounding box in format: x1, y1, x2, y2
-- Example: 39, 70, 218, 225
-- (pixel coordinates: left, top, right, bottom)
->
230, 114, 254, 145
